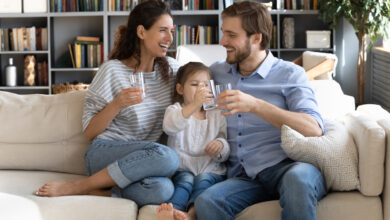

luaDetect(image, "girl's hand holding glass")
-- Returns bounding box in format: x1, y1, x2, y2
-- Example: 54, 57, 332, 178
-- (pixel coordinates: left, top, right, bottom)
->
205, 139, 224, 158
114, 88, 143, 109
195, 83, 213, 108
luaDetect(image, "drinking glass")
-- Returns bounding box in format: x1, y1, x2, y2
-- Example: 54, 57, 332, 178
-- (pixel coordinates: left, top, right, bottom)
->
202, 80, 217, 111
129, 72, 146, 98
216, 83, 232, 112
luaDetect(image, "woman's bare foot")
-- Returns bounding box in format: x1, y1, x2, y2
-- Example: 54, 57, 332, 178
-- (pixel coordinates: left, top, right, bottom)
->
157, 203, 175, 220
35, 179, 89, 197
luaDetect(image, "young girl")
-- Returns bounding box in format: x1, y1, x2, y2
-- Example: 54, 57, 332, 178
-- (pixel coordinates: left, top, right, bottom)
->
157, 62, 230, 220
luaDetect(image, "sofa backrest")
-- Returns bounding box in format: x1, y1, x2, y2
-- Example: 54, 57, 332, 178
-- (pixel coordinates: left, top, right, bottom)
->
176, 44, 226, 66
0, 90, 89, 175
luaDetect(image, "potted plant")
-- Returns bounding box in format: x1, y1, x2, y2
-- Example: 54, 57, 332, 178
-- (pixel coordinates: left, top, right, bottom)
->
318, 0, 390, 104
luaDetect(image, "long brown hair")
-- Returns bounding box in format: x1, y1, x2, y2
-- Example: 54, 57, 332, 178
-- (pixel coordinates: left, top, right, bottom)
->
172, 62, 212, 104
222, 1, 272, 50
109, 0, 172, 83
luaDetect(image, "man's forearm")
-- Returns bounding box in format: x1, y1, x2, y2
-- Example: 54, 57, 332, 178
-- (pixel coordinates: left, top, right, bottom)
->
251, 98, 322, 137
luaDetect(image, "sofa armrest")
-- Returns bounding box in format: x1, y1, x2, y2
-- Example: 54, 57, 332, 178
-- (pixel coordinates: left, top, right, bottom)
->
356, 105, 390, 220
377, 118, 390, 220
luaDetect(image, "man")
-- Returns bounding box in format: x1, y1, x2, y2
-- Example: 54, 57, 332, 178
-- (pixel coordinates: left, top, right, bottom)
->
194, 1, 327, 220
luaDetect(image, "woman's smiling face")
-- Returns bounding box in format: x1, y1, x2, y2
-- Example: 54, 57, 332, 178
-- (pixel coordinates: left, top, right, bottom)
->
140, 14, 174, 57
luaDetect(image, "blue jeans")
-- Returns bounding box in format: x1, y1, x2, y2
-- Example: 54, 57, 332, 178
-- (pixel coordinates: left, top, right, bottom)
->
195, 159, 327, 220
168, 171, 225, 211
84, 138, 180, 207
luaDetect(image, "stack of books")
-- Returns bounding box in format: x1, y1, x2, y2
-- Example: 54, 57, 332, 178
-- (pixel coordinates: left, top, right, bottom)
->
69, 36, 103, 68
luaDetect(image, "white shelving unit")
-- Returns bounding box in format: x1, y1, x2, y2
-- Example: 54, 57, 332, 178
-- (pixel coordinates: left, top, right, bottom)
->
0, 0, 334, 94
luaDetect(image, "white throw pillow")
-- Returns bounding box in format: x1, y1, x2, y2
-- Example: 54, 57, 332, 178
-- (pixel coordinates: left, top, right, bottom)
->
281, 119, 360, 191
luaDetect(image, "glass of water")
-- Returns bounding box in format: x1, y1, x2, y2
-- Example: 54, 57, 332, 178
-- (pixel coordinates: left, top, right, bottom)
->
216, 83, 232, 112
202, 80, 217, 111
129, 72, 146, 98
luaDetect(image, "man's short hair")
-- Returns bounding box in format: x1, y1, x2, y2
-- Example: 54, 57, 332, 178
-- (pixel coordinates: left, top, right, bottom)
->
222, 1, 273, 50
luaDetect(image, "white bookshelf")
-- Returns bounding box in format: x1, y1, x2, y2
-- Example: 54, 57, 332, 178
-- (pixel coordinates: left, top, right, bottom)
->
0, 0, 334, 94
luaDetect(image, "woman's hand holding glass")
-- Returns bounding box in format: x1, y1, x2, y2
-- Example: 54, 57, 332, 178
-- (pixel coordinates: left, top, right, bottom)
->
205, 139, 224, 158
114, 88, 144, 109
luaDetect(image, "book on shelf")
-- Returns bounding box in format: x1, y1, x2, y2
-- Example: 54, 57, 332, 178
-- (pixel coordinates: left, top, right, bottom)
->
109, 0, 138, 11
37, 61, 48, 86
51, 0, 103, 12
180, 0, 217, 10
275, 0, 316, 10
76, 36, 100, 42
24, 0, 47, 13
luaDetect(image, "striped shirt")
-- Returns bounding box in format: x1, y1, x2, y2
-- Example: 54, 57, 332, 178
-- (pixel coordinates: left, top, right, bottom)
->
82, 57, 180, 142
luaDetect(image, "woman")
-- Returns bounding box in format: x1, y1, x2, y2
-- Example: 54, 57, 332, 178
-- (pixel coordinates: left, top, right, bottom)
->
36, 0, 180, 207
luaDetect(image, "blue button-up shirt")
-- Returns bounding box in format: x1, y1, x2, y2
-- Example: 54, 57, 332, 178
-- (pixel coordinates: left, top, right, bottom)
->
210, 51, 324, 179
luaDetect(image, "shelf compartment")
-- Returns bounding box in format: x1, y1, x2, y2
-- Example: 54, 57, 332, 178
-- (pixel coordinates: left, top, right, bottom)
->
50, 16, 103, 69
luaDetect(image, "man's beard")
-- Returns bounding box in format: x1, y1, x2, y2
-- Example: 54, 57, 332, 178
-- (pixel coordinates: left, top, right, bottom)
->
226, 38, 251, 64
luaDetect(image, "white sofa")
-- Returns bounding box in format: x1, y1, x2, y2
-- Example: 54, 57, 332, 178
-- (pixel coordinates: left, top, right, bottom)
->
0, 45, 390, 220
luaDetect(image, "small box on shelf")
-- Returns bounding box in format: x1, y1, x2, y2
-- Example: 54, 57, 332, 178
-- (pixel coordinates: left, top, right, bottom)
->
0, 0, 22, 13
306, 30, 331, 49
23, 0, 47, 13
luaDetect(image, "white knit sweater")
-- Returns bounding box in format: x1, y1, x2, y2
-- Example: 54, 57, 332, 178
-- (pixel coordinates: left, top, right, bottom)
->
163, 102, 230, 175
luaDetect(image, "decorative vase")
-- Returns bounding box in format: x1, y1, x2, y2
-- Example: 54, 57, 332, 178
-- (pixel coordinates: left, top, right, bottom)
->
5, 58, 17, 87
283, 17, 295, 48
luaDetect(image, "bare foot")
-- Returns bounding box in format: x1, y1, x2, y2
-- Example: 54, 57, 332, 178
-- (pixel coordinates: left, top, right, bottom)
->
173, 210, 195, 220
157, 203, 175, 220
35, 180, 89, 197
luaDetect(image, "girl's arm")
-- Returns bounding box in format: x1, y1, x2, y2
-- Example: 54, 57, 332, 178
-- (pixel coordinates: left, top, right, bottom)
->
163, 104, 190, 135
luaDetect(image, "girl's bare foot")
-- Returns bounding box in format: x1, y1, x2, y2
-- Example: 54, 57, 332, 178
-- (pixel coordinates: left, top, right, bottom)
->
157, 203, 175, 220
175, 209, 198, 220
35, 179, 89, 197
173, 210, 189, 220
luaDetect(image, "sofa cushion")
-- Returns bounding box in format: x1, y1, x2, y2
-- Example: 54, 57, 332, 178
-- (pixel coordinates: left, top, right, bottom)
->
281, 119, 359, 191
309, 80, 355, 120
0, 170, 137, 220
344, 112, 386, 196
0, 91, 89, 175
137, 192, 382, 220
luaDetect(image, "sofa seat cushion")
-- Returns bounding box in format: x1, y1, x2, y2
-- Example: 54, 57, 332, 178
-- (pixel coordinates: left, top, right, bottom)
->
137, 192, 381, 220
0, 170, 137, 220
